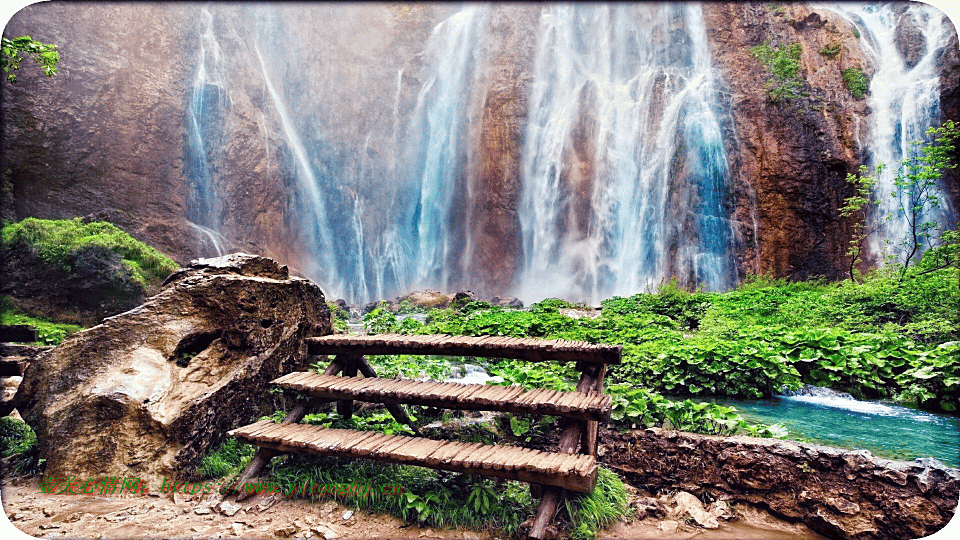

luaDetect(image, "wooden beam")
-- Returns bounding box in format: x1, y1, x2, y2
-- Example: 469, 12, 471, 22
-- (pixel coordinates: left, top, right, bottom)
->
354, 356, 421, 436
222, 358, 344, 498
306, 334, 622, 365
229, 422, 598, 493
528, 365, 600, 540
0, 325, 37, 343
336, 356, 359, 420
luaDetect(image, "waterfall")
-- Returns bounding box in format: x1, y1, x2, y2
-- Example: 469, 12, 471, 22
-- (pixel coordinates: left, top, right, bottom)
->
397, 6, 485, 293
185, 6, 228, 255
516, 4, 734, 304
824, 3, 955, 263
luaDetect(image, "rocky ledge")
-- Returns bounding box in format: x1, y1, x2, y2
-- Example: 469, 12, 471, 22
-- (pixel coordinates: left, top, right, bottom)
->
600, 427, 959, 540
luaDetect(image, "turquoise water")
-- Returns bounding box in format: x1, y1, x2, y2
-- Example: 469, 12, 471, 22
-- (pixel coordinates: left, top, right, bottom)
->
705, 394, 960, 468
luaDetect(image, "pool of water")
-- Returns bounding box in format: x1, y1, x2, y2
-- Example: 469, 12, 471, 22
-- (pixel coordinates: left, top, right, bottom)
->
703, 393, 960, 468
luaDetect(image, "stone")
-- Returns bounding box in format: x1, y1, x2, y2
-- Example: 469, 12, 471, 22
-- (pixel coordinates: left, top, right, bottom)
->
396, 290, 451, 310
632, 496, 666, 520
195, 507, 212, 515
231, 523, 244, 536
341, 510, 354, 521
218, 500, 242, 517
275, 525, 297, 538
673, 491, 719, 529
14, 254, 332, 481
707, 500, 735, 521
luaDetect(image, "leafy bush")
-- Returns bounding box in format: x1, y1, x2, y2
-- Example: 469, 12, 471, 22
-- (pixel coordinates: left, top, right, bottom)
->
195, 438, 256, 479
842, 66, 868, 98
0, 417, 43, 475
750, 41, 804, 101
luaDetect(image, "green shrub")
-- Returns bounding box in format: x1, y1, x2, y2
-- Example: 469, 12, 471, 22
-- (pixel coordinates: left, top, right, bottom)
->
0, 296, 81, 345
0, 417, 43, 475
750, 41, 804, 101
842, 66, 869, 98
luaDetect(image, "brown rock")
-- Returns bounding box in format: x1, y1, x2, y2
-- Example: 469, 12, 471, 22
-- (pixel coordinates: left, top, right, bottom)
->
13, 254, 331, 480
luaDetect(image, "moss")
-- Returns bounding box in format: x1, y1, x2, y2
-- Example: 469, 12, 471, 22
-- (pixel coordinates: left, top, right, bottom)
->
842, 66, 869, 99
1, 217, 178, 288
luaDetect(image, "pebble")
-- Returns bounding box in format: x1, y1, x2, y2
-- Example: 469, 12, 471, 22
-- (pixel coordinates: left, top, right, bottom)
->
341, 510, 354, 521
194, 506, 212, 515
231, 522, 244, 536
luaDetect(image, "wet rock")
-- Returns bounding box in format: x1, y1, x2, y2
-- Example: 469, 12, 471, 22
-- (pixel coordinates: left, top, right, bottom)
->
14, 254, 332, 481
396, 290, 451, 310
673, 491, 719, 529
632, 496, 667, 520
600, 427, 960, 540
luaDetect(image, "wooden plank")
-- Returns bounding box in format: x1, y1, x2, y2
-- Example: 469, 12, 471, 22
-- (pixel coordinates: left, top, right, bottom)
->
306, 334, 621, 365
0, 325, 37, 343
273, 375, 610, 421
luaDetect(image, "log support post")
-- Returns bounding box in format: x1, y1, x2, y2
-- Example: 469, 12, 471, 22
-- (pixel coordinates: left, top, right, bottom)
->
223, 357, 344, 499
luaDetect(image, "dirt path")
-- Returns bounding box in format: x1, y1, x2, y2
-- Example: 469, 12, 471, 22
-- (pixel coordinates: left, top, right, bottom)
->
2, 475, 830, 540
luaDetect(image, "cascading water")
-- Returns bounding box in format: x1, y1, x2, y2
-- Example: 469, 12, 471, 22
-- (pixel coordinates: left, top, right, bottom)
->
823, 3, 955, 263
395, 6, 485, 294
185, 6, 228, 256
516, 4, 734, 305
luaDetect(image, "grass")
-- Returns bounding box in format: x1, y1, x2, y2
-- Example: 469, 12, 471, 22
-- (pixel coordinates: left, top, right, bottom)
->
1, 217, 178, 289
0, 295, 82, 345
0, 417, 44, 475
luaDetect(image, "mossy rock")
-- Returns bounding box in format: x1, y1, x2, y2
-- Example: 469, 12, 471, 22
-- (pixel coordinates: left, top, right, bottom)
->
1, 217, 179, 326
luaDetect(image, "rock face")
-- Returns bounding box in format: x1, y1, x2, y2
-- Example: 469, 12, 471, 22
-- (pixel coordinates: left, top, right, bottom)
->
602, 428, 960, 540
13, 254, 332, 480
1, 239, 151, 326
702, 3, 873, 280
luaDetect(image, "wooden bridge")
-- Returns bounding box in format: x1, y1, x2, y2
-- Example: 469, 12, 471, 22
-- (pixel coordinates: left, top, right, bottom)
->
227, 333, 621, 539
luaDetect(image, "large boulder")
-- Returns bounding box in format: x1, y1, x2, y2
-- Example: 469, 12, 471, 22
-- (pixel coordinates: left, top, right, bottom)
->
13, 253, 331, 481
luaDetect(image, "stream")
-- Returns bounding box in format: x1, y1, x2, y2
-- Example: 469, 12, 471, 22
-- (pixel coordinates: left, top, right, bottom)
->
704, 391, 960, 468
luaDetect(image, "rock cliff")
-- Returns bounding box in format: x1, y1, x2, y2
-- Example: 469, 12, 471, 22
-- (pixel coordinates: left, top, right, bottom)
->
2, 3, 957, 301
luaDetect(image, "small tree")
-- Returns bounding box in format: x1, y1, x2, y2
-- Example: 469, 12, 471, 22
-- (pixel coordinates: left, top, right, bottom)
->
840, 163, 882, 282
842, 120, 959, 282
1, 35, 59, 83
887, 120, 959, 280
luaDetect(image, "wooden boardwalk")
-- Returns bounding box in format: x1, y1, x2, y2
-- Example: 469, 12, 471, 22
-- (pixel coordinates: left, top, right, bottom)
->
229, 420, 598, 493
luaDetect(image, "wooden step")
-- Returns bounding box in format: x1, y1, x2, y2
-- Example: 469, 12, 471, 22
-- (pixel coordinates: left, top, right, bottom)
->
306, 334, 621, 365
0, 359, 26, 377
273, 372, 611, 422
228, 420, 598, 493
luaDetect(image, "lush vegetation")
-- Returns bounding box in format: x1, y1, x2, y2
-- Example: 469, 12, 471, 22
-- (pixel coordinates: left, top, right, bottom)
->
362, 261, 958, 414
0, 295, 81, 345
1, 35, 59, 83
750, 41, 804, 101
2, 217, 178, 289
842, 66, 869, 98
0, 417, 43, 475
